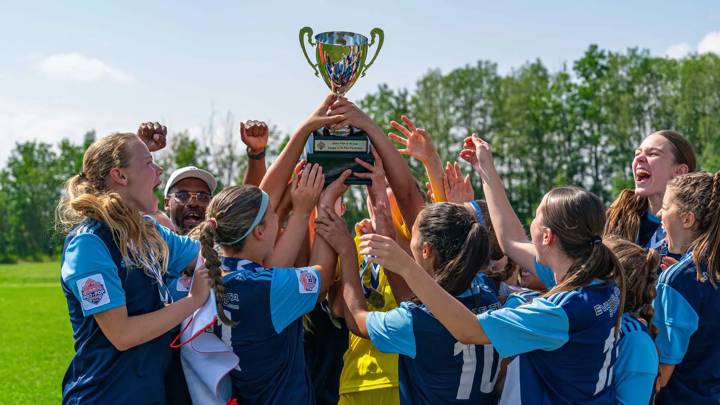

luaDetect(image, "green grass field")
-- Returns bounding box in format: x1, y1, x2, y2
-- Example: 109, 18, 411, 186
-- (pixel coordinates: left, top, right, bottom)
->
0, 261, 74, 403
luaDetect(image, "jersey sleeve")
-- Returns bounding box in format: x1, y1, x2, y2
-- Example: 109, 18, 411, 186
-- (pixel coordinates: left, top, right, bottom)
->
269, 266, 321, 333
477, 297, 569, 358
653, 282, 699, 364
533, 258, 556, 289
366, 304, 416, 358
503, 294, 525, 309
61, 233, 126, 316
149, 215, 200, 277
614, 331, 658, 405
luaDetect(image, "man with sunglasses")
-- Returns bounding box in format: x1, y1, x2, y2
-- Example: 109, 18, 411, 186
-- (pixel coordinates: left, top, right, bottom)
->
163, 166, 218, 235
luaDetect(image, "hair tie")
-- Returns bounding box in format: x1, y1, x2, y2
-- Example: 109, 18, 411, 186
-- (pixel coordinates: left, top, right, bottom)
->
207, 218, 218, 230
590, 235, 602, 246
468, 200, 486, 226
225, 190, 270, 245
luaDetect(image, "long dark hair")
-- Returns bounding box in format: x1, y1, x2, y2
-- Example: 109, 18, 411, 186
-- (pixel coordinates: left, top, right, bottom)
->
416, 203, 490, 296
541, 187, 627, 331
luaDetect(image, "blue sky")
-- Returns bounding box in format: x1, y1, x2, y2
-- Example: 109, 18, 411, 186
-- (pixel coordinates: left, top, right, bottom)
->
1, 1, 719, 163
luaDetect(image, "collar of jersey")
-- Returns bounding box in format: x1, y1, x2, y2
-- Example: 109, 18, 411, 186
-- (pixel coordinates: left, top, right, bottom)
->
220, 256, 265, 273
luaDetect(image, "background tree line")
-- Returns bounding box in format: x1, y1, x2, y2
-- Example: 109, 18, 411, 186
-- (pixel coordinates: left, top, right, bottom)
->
1, 45, 718, 263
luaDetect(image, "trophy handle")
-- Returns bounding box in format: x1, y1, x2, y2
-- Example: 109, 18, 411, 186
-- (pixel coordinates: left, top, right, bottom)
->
299, 26, 320, 77
361, 28, 384, 77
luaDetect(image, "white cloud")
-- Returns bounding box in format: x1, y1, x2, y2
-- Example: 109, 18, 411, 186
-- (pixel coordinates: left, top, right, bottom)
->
35, 53, 135, 83
664, 42, 692, 59
698, 31, 720, 55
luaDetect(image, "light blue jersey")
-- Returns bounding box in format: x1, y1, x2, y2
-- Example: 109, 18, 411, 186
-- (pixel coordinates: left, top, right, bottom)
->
614, 313, 658, 405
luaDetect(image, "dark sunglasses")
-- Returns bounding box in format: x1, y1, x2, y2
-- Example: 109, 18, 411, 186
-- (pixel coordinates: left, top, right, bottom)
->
170, 191, 212, 204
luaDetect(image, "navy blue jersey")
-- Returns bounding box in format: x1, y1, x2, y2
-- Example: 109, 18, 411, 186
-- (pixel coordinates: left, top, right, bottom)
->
60, 218, 198, 404
614, 313, 658, 405
638, 210, 664, 249
479, 280, 620, 404
366, 272, 502, 405
653, 252, 720, 404
213, 257, 320, 405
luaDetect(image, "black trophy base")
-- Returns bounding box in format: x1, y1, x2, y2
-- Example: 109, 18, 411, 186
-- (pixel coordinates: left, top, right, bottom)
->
305, 127, 374, 186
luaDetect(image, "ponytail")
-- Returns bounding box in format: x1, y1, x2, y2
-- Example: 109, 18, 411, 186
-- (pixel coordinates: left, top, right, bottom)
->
196, 220, 236, 326
435, 222, 491, 296
541, 187, 626, 332
416, 203, 491, 297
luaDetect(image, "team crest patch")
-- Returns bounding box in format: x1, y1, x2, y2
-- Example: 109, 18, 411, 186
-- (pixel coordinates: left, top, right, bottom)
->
76, 274, 111, 311
296, 269, 319, 294
176, 275, 192, 292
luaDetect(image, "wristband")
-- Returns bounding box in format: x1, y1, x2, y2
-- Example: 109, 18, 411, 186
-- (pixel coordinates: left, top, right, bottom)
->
247, 147, 266, 160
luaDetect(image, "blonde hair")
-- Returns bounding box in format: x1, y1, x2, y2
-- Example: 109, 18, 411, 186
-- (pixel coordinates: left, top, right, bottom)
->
56, 133, 169, 276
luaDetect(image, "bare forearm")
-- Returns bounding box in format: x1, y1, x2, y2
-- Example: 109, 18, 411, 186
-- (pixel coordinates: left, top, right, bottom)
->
267, 212, 310, 267
364, 123, 424, 227
310, 215, 338, 297
479, 164, 537, 270
424, 154, 446, 202
260, 124, 311, 208
244, 158, 267, 186
96, 296, 200, 351
339, 250, 369, 338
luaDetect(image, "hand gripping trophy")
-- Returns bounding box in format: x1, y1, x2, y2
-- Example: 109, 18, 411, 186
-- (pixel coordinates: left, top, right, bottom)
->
299, 27, 384, 185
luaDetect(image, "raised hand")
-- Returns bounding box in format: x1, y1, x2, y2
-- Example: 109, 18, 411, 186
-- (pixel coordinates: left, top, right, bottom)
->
352, 147, 385, 196
319, 169, 352, 209
459, 133, 494, 173
444, 161, 474, 203
301, 93, 346, 133
137, 121, 167, 152
355, 218, 374, 236
290, 163, 324, 215
358, 233, 418, 277
326, 97, 378, 133
388, 116, 437, 164
315, 207, 355, 256
240, 120, 269, 154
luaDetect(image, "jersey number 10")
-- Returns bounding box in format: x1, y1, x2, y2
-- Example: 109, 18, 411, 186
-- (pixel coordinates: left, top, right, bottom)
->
454, 342, 500, 400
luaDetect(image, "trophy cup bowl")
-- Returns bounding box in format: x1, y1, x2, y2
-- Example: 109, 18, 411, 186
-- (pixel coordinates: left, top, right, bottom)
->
299, 27, 384, 185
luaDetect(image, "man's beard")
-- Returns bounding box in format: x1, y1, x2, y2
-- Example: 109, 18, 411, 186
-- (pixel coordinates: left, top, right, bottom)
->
173, 207, 205, 235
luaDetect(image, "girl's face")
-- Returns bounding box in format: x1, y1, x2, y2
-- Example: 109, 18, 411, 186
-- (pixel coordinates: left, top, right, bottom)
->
529, 197, 550, 265
409, 214, 434, 275
633, 134, 686, 198
258, 201, 279, 258
120, 139, 163, 213
659, 187, 694, 254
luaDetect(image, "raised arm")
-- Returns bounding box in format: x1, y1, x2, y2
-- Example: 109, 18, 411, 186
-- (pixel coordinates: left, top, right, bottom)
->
241, 120, 269, 186
315, 206, 369, 338
358, 233, 489, 345
388, 116, 447, 203
266, 163, 324, 267
460, 135, 538, 272
328, 100, 425, 228
309, 170, 352, 298
353, 148, 414, 303
260, 94, 343, 210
